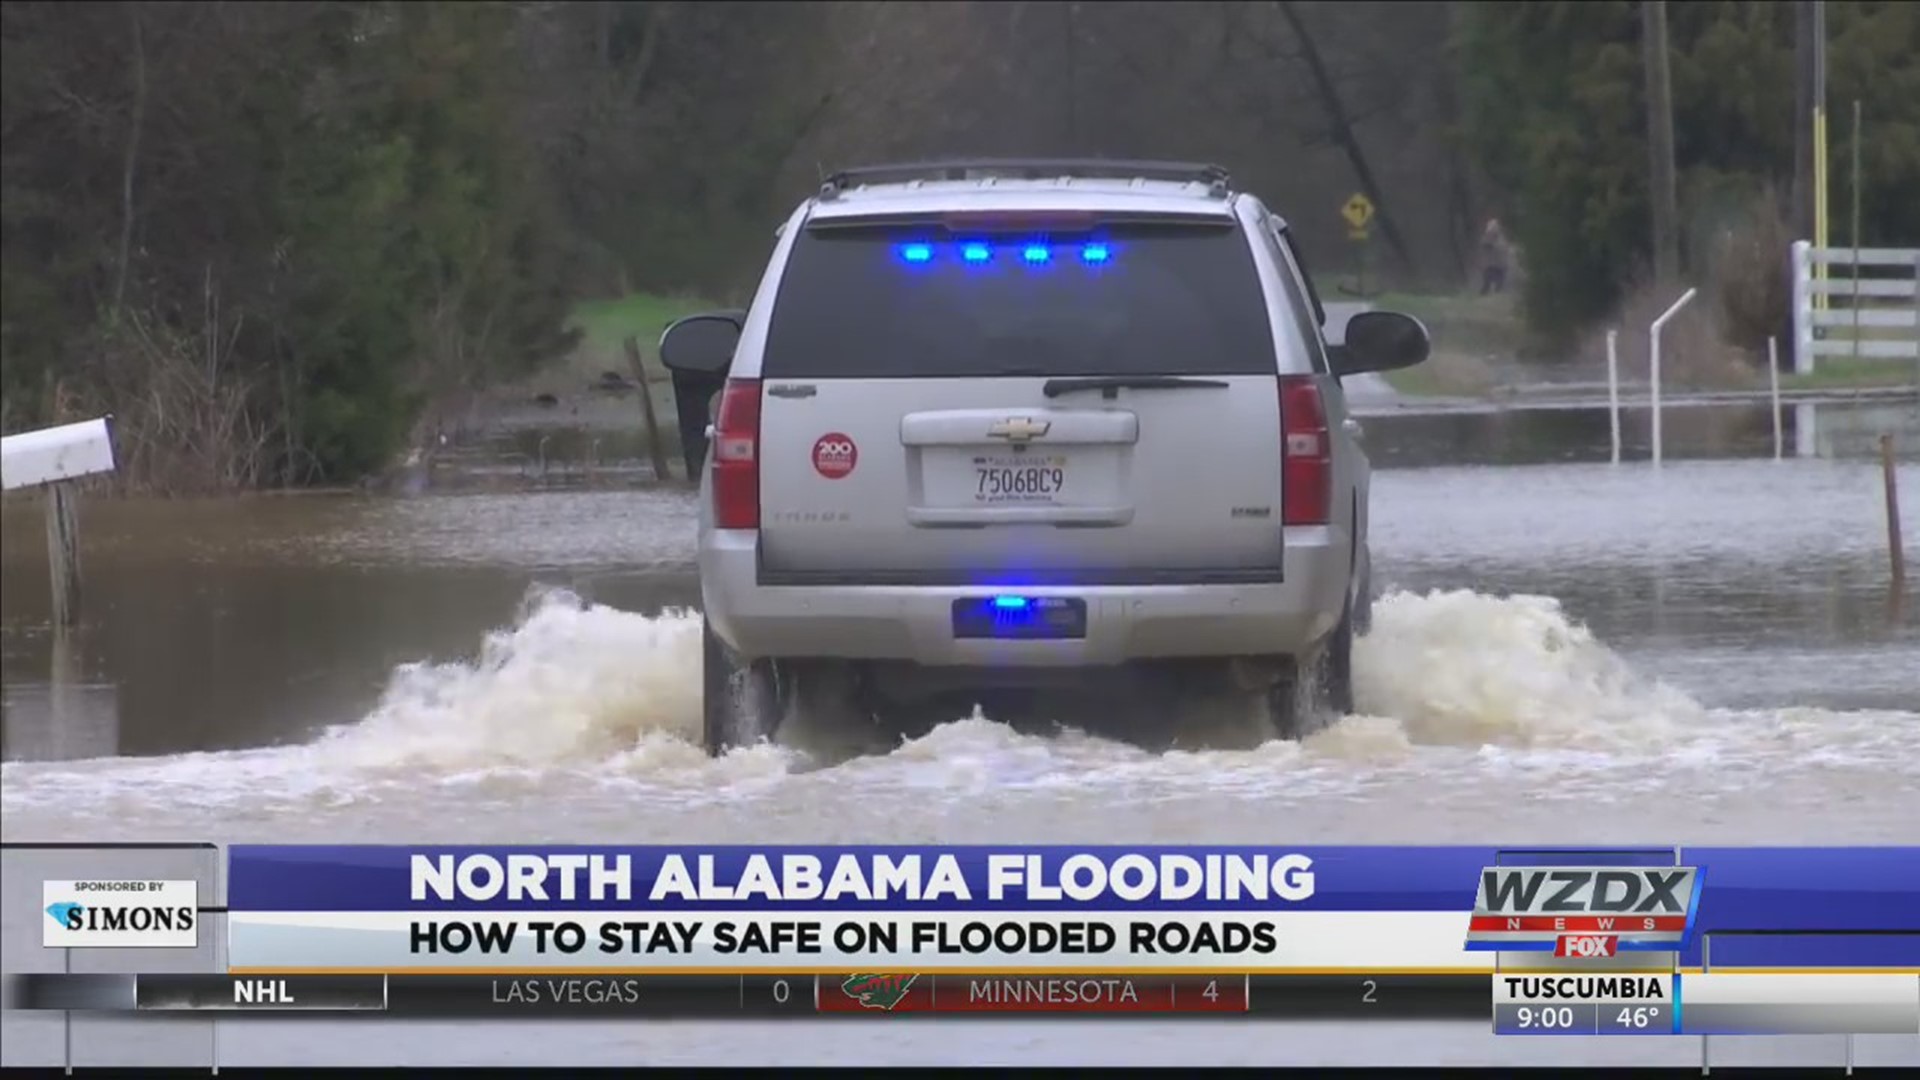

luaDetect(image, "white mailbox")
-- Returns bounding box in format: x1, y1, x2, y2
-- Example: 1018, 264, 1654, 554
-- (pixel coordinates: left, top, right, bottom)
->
1, 417, 117, 491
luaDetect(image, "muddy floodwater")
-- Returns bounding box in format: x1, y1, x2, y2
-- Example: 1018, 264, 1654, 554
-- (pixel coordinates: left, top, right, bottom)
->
3, 396, 1917, 1068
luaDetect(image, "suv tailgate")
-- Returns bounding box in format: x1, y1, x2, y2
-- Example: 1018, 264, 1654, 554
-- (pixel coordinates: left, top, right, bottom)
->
753, 219, 1287, 585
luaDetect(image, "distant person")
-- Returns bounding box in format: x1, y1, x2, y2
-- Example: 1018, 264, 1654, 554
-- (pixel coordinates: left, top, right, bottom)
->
1480, 217, 1510, 295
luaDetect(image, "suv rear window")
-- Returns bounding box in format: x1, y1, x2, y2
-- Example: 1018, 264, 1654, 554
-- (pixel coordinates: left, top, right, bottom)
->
760, 221, 1280, 378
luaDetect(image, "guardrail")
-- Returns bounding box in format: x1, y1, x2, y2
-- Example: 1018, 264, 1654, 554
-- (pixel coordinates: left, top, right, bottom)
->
1791, 242, 1920, 374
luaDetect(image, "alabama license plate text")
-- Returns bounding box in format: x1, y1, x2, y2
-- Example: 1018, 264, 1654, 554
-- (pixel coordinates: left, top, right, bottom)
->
973, 456, 1067, 503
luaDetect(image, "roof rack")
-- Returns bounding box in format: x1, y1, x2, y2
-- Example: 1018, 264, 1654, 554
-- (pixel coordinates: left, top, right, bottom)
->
818, 158, 1232, 200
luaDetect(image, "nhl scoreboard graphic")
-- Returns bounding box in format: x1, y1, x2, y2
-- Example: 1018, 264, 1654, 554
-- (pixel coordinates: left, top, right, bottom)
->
3, 844, 1916, 1037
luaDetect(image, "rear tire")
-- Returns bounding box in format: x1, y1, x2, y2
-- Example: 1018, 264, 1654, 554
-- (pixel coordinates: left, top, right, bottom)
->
1266, 659, 1313, 741
702, 616, 779, 756
775, 659, 872, 735
1267, 601, 1356, 739
1353, 553, 1374, 637
1320, 601, 1356, 716
1171, 660, 1293, 750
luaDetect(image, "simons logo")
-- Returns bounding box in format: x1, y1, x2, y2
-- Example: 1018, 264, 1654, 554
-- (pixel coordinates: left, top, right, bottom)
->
42, 880, 199, 948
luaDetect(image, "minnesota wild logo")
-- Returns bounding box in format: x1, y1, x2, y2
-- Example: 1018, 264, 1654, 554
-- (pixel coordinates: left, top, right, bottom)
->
840, 973, 920, 1010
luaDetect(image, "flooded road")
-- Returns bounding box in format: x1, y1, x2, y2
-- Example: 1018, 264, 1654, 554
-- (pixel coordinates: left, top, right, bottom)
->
3, 398, 1917, 1066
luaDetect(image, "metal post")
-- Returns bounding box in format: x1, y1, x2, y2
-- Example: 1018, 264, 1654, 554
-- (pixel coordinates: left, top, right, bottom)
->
1792, 240, 1815, 374
1607, 329, 1622, 464
44, 482, 82, 630
1885, 434, 1906, 596
1768, 337, 1783, 461
1813, 0, 1829, 313
1851, 99, 1862, 362
1649, 287, 1699, 467
623, 336, 675, 485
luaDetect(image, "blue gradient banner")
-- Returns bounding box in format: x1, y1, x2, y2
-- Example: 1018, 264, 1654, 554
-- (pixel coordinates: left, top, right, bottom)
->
228, 845, 1487, 913
227, 845, 1917, 956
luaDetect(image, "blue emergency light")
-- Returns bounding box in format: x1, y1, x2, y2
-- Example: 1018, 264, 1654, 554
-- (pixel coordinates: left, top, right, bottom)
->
893, 241, 1113, 266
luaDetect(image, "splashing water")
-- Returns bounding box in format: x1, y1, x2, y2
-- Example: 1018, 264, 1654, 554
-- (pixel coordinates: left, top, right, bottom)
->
1351, 590, 1700, 750
314, 586, 708, 772
309, 587, 1704, 771
2, 586, 1914, 827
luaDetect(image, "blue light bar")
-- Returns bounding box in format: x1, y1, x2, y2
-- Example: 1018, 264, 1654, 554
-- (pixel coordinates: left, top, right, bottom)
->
961, 243, 991, 263
1082, 243, 1110, 264
899, 243, 933, 263
1022, 245, 1051, 264
991, 596, 1030, 610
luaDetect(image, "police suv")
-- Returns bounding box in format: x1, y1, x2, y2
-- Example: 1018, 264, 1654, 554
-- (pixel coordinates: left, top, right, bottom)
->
658, 160, 1429, 755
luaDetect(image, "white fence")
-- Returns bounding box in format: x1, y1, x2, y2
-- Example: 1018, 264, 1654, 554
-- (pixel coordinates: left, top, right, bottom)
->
1791, 241, 1920, 374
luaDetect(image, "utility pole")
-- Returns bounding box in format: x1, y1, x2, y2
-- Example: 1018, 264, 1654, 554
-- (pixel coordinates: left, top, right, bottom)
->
1065, 3, 1080, 152
1792, 0, 1817, 244
1643, 0, 1680, 284
1812, 0, 1828, 262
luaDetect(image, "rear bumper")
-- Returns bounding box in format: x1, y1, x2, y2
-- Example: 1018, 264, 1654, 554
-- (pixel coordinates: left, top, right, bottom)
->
700, 528, 1351, 667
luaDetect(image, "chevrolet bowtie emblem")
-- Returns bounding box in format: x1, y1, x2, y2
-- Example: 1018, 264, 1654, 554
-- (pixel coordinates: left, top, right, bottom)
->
988, 417, 1051, 441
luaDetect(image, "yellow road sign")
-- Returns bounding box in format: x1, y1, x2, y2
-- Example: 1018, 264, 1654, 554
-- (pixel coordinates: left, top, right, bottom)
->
1341, 193, 1375, 230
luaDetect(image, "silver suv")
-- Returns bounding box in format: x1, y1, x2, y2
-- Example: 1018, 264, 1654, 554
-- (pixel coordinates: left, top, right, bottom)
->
659, 160, 1428, 756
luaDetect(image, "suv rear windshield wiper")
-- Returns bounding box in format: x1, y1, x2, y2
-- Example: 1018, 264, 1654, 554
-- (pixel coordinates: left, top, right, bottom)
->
1041, 375, 1231, 399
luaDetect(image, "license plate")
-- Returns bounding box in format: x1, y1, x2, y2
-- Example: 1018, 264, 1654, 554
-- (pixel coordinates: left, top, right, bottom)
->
952, 596, 1088, 640
973, 454, 1068, 504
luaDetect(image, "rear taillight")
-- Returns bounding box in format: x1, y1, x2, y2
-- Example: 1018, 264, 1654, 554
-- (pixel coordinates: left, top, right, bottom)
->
1279, 376, 1330, 525
712, 378, 761, 529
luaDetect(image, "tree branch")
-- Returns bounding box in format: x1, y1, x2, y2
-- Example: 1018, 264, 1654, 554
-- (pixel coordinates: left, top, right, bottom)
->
113, 1, 148, 315
1275, 0, 1414, 273
617, 2, 668, 110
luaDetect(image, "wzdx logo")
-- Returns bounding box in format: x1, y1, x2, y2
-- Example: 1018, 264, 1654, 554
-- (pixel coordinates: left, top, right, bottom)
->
43, 880, 199, 948
1465, 865, 1699, 949
811, 433, 858, 479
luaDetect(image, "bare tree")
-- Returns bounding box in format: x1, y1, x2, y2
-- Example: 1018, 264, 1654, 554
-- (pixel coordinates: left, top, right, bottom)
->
1643, 0, 1680, 283
112, 1, 146, 315
1274, 1, 1413, 274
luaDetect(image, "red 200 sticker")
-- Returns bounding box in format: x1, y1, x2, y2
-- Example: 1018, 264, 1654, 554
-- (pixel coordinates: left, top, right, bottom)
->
812, 433, 858, 478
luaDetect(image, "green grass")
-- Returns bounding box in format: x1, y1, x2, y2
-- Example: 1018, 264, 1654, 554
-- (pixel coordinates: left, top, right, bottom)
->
1367, 290, 1527, 362
1378, 351, 1501, 398
1780, 356, 1920, 391
510, 291, 721, 396
568, 293, 718, 355
487, 292, 719, 402
1379, 363, 1452, 397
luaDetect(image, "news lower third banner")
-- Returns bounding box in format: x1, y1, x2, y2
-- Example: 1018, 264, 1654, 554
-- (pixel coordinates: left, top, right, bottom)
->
215, 846, 1920, 974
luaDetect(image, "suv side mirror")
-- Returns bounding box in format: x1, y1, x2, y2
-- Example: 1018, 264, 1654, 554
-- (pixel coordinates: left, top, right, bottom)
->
659, 311, 745, 376
660, 311, 745, 478
1329, 310, 1430, 376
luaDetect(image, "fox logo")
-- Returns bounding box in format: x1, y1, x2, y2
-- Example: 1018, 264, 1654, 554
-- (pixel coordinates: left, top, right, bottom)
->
1556, 934, 1619, 958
